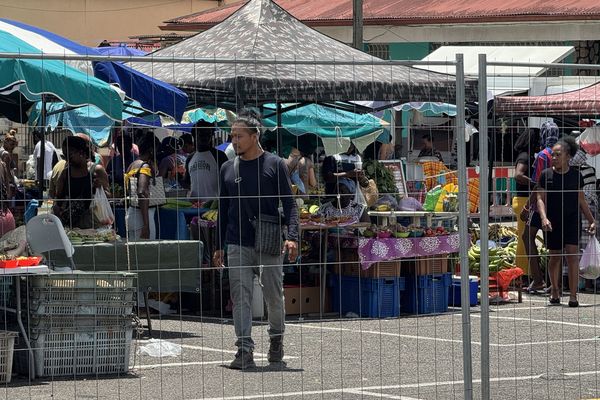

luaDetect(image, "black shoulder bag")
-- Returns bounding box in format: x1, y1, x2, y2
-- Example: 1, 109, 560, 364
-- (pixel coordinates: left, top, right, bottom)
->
234, 156, 283, 255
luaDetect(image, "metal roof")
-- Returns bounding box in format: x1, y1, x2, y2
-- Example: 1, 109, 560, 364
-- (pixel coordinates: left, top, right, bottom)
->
163, 0, 600, 29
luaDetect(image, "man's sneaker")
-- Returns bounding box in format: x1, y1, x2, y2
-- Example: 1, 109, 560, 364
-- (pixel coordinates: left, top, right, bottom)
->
229, 349, 256, 370
268, 339, 284, 363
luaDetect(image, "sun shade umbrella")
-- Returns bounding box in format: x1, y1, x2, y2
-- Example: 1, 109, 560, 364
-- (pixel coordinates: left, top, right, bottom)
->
261, 103, 389, 154
0, 18, 188, 121
262, 103, 387, 139
0, 30, 123, 121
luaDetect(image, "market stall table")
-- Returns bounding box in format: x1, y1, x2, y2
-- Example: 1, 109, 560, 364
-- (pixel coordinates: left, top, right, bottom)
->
45, 240, 204, 335
157, 207, 209, 240
0, 265, 50, 379
300, 221, 370, 315
368, 211, 459, 227
358, 232, 461, 269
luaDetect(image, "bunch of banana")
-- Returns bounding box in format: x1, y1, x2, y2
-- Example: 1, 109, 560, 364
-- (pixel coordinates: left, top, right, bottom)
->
502, 240, 518, 265
539, 245, 549, 269
488, 224, 518, 241
374, 204, 392, 211
468, 243, 516, 274
202, 209, 218, 221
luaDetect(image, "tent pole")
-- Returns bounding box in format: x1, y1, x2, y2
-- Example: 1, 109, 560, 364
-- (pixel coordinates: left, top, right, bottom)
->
276, 103, 283, 156
38, 95, 46, 195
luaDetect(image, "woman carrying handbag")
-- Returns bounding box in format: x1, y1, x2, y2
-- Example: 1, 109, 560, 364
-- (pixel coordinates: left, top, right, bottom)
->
125, 132, 163, 240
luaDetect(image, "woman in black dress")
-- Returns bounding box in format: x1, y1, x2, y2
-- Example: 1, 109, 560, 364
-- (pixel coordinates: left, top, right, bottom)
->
535, 136, 596, 307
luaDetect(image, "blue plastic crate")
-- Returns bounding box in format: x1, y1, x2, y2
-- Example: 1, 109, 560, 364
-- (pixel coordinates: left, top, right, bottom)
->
401, 273, 451, 315
329, 275, 405, 318
449, 278, 479, 307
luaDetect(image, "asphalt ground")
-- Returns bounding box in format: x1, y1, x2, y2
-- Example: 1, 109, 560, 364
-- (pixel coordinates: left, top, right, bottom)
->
3, 293, 600, 399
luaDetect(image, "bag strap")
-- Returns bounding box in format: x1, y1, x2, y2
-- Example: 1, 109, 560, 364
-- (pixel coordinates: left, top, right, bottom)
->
288, 156, 301, 176
234, 156, 256, 221
137, 161, 156, 186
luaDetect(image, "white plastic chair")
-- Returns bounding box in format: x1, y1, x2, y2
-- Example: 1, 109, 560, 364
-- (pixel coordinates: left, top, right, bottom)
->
26, 214, 76, 270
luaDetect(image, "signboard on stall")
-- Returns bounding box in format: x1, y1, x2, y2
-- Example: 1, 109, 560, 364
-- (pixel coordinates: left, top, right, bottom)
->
381, 160, 408, 198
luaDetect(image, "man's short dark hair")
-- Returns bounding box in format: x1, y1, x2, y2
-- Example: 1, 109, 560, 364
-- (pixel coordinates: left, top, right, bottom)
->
192, 120, 215, 139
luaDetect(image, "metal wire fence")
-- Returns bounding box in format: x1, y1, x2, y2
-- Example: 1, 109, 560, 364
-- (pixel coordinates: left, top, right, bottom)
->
0, 50, 599, 400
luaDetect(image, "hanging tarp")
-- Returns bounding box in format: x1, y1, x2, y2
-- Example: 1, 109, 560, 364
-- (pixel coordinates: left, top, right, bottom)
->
495, 82, 600, 116
262, 103, 387, 139
0, 18, 187, 120
29, 100, 147, 146
130, 0, 474, 105
181, 107, 236, 126
0, 31, 123, 121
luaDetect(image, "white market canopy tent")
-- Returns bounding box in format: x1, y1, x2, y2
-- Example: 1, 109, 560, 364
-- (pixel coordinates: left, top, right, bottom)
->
420, 46, 575, 97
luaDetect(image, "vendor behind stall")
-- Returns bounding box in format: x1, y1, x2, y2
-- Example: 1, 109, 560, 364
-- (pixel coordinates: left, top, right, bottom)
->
418, 134, 444, 162
322, 143, 365, 197
158, 136, 185, 189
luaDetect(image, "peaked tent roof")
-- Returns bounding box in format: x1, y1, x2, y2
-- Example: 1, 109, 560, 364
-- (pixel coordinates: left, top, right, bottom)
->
495, 82, 600, 115
131, 0, 473, 106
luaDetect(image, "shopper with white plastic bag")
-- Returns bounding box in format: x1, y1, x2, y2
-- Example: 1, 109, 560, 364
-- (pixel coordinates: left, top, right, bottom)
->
92, 188, 114, 227
580, 236, 600, 280
535, 137, 596, 307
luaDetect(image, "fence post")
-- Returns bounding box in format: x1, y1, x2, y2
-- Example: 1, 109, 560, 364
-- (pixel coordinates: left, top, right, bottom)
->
478, 53, 490, 400
455, 53, 473, 400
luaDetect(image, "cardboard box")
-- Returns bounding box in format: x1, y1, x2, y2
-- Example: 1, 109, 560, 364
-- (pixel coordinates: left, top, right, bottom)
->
339, 260, 402, 278
409, 256, 449, 275
284, 286, 326, 315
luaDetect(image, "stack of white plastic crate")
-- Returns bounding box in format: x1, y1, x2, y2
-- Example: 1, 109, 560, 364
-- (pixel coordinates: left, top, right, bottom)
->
26, 271, 137, 377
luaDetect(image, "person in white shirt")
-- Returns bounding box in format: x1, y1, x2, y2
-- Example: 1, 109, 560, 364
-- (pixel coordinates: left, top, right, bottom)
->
32, 131, 58, 180
184, 120, 227, 203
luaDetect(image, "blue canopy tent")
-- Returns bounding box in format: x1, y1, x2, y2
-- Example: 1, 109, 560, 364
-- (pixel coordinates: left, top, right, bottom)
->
0, 18, 187, 121
94, 46, 147, 57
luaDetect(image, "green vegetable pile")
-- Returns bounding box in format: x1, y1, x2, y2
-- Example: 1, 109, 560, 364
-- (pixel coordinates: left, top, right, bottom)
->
364, 160, 398, 196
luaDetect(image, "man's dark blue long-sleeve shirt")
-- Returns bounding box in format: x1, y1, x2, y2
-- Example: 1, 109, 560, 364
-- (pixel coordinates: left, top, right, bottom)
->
217, 151, 299, 250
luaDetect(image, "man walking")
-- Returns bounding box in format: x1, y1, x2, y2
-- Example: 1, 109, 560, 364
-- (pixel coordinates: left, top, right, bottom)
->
213, 110, 298, 370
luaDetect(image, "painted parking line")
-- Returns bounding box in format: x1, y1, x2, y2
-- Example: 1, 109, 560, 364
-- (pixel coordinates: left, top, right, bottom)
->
287, 321, 600, 348
346, 389, 423, 399
133, 343, 298, 362
472, 314, 600, 329
135, 360, 229, 369
197, 369, 600, 400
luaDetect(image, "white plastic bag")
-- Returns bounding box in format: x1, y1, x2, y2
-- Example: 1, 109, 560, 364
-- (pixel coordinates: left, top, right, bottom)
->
354, 184, 367, 207
137, 339, 182, 357
92, 188, 114, 226
578, 127, 600, 156
579, 236, 600, 279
